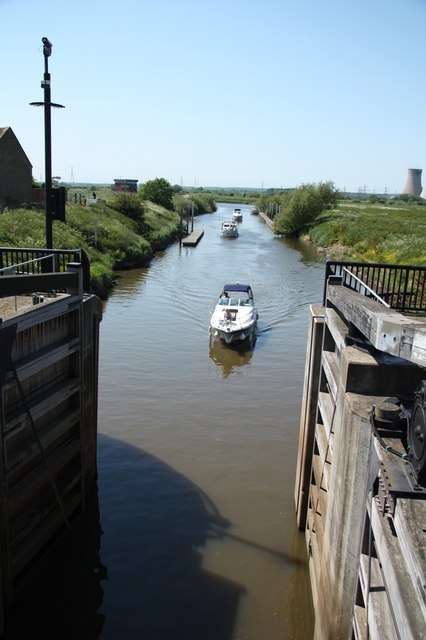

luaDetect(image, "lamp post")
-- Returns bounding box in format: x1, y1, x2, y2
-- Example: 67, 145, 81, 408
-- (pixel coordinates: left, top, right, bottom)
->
30, 37, 65, 249
42, 37, 53, 249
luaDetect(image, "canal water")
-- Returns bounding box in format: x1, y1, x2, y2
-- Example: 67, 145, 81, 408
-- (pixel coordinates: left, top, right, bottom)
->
4, 203, 325, 639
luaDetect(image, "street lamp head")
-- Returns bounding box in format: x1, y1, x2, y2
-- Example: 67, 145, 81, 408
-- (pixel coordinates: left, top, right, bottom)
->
42, 37, 52, 57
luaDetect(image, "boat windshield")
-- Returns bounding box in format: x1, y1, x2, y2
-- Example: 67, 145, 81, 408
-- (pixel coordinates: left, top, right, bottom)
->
219, 296, 252, 306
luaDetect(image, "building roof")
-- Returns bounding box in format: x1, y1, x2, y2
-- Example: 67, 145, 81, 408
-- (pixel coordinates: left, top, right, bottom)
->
0, 126, 32, 167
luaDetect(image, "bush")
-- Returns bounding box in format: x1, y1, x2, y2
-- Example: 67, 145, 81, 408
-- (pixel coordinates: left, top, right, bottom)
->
110, 192, 145, 224
141, 178, 174, 210
110, 191, 143, 221
274, 181, 338, 236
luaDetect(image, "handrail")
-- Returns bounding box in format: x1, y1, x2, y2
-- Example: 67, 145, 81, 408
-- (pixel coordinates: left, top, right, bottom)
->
323, 260, 426, 314
341, 267, 390, 308
0, 253, 55, 275
0, 247, 90, 292
0, 263, 84, 300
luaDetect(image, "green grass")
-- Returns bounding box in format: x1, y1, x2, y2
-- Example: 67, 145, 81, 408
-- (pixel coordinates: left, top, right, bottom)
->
0, 199, 180, 297
143, 202, 181, 248
307, 201, 426, 265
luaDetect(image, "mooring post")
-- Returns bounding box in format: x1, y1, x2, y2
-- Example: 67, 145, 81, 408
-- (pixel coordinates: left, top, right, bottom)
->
67, 262, 84, 298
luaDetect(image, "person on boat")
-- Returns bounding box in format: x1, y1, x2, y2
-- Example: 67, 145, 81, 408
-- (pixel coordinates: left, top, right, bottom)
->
225, 308, 236, 320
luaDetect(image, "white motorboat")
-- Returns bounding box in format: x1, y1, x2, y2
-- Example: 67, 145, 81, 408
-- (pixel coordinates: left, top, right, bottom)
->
232, 208, 243, 221
209, 283, 258, 346
221, 220, 239, 237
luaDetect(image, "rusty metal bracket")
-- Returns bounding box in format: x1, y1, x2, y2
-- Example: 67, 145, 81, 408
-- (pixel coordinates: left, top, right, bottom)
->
376, 455, 426, 518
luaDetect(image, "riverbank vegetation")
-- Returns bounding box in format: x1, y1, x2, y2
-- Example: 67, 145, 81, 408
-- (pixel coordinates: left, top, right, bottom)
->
0, 179, 217, 298
256, 184, 426, 266
307, 199, 426, 265
269, 182, 339, 236
4, 174, 425, 303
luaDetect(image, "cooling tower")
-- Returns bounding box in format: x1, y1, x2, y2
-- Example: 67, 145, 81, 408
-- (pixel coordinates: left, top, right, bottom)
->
403, 168, 422, 196
421, 185, 426, 199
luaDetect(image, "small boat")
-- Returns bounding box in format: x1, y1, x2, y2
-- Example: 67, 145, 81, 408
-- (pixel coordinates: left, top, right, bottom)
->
209, 283, 258, 346
221, 220, 239, 237
232, 208, 243, 221
250, 206, 259, 215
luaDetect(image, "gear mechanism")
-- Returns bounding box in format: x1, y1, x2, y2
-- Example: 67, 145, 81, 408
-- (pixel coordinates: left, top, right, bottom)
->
407, 380, 426, 485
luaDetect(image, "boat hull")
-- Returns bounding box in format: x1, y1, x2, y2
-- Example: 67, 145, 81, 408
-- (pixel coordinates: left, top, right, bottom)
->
212, 323, 256, 344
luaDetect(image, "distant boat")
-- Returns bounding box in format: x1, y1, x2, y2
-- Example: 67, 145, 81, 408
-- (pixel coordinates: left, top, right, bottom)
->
221, 221, 239, 237
232, 208, 243, 221
250, 206, 259, 215
209, 283, 258, 346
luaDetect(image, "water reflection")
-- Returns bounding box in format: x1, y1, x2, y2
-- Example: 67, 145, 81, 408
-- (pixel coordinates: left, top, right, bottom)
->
284, 527, 316, 638
97, 435, 245, 640
208, 339, 254, 378
102, 267, 150, 308
279, 235, 326, 266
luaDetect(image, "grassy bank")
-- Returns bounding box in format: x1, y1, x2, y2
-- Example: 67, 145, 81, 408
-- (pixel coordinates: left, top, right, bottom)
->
0, 200, 181, 298
304, 200, 426, 265
1, 181, 220, 298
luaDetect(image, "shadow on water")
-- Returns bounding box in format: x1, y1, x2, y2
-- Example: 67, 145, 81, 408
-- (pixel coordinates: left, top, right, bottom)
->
2, 434, 306, 640
3, 434, 242, 640
2, 484, 106, 640
96, 435, 244, 640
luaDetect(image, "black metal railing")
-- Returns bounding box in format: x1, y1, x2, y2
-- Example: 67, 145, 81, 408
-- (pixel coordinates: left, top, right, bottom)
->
323, 260, 426, 314
0, 247, 90, 293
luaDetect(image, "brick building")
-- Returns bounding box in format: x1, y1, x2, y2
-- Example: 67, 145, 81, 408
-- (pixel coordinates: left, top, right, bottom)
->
0, 127, 33, 208
113, 178, 138, 192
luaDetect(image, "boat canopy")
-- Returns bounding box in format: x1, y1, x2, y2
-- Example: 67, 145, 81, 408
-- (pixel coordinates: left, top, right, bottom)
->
223, 283, 252, 293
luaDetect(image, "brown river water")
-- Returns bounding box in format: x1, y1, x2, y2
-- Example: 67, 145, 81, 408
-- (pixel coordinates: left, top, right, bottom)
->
4, 203, 326, 639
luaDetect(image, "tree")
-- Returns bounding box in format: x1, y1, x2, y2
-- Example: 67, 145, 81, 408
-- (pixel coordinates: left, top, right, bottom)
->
141, 178, 174, 210
274, 181, 339, 236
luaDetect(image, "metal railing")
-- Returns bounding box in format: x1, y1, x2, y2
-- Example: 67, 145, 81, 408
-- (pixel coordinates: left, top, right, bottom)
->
0, 253, 56, 276
323, 260, 426, 314
0, 247, 90, 293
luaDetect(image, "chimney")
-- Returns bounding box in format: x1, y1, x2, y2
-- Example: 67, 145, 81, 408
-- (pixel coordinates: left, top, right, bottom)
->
403, 168, 422, 196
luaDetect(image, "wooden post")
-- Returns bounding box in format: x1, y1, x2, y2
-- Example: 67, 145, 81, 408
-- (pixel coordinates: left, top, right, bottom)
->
294, 304, 325, 529
67, 262, 83, 297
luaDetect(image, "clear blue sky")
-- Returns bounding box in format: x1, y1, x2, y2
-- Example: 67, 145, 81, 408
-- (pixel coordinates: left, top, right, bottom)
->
2, 0, 425, 193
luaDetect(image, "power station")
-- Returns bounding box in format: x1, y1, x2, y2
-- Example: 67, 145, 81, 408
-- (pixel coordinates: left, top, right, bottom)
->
403, 167, 423, 196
